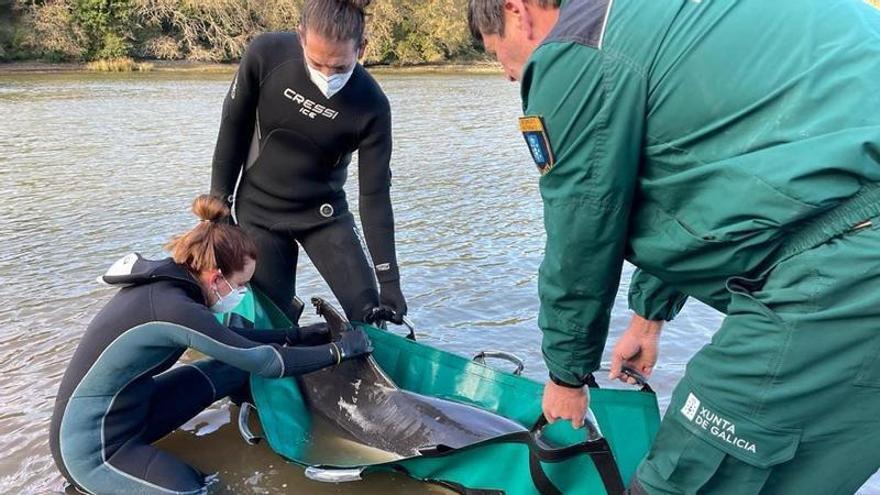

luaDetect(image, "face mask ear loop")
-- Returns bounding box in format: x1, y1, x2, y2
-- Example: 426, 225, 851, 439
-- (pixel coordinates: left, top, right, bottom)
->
213, 269, 229, 301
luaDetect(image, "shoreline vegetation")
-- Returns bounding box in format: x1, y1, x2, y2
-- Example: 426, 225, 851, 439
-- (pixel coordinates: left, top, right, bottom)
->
0, 59, 503, 75
0, 0, 492, 73
85, 57, 154, 72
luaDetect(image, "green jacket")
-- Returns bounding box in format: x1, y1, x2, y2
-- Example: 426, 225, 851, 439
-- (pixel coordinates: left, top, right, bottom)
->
522, 0, 880, 385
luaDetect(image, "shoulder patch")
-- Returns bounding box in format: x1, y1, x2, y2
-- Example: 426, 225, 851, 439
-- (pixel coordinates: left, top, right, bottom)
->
544, 0, 614, 49
519, 116, 555, 175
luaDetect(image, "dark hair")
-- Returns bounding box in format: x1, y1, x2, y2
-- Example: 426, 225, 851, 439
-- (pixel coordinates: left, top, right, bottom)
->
300, 0, 372, 43
468, 0, 561, 41
165, 195, 258, 275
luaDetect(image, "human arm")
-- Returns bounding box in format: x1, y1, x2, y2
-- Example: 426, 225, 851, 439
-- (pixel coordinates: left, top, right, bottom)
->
627, 268, 688, 322
228, 323, 331, 346
210, 37, 263, 205
608, 313, 663, 384
357, 98, 406, 323
543, 382, 590, 429
159, 296, 369, 377
604, 270, 685, 383
522, 43, 646, 424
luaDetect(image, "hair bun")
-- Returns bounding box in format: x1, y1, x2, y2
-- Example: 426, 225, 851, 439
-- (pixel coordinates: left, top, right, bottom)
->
192, 195, 230, 223
166, 194, 256, 275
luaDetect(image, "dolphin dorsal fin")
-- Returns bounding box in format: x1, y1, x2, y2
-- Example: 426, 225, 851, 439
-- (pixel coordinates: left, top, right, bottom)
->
311, 297, 352, 340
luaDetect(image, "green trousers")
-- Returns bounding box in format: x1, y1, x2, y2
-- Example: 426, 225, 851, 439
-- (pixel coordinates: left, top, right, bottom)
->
637, 219, 880, 494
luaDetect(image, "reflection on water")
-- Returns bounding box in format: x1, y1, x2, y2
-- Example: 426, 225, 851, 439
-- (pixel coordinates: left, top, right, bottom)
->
0, 71, 877, 494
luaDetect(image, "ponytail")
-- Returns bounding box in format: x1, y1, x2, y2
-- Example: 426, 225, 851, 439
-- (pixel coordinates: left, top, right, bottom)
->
165, 195, 257, 274
301, 0, 372, 43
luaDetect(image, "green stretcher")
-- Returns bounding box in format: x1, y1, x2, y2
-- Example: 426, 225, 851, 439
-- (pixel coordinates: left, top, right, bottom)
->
223, 290, 661, 495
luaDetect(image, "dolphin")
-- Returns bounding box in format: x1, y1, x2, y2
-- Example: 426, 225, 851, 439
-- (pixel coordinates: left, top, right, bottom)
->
296, 298, 528, 463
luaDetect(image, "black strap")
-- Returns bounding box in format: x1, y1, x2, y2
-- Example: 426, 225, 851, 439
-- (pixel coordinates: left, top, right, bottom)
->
393, 464, 504, 495
430, 480, 505, 495
589, 444, 626, 495
529, 448, 563, 495
416, 423, 623, 495
529, 415, 626, 495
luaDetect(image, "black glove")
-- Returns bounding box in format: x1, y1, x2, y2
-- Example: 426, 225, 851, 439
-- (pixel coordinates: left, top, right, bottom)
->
333, 327, 373, 362
284, 323, 331, 346
377, 280, 407, 325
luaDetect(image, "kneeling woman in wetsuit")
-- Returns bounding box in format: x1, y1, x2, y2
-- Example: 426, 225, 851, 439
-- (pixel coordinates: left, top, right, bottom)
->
49, 195, 372, 495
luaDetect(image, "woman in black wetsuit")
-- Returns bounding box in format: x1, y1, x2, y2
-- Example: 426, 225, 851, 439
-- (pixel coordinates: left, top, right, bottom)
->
211, 0, 407, 326
49, 195, 372, 495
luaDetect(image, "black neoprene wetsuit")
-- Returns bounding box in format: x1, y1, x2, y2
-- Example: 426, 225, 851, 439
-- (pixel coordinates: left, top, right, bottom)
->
49, 255, 338, 494
210, 32, 401, 322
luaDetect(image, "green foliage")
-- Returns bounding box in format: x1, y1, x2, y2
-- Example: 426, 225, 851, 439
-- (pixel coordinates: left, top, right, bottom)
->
72, 0, 134, 58
365, 0, 479, 65
97, 32, 130, 58
8, 0, 483, 64
134, 0, 303, 62
19, 0, 89, 61
1, 0, 34, 61
0, 0, 10, 61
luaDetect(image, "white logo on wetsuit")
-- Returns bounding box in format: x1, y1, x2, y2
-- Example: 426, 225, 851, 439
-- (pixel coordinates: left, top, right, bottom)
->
283, 88, 339, 120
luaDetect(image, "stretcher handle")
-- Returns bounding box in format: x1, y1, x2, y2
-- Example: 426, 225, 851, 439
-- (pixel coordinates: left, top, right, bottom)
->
371, 312, 417, 340
594, 365, 654, 393
620, 366, 650, 390
530, 411, 625, 495
399, 316, 417, 340
304, 466, 365, 483
290, 295, 305, 326
531, 409, 603, 443
237, 402, 262, 445
472, 350, 525, 376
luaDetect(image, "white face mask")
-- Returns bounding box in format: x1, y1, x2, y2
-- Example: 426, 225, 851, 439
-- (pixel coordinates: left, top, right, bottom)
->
306, 63, 355, 99
209, 276, 248, 314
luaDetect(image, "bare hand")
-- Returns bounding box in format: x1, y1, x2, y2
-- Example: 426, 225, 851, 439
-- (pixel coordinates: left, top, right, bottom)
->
609, 314, 663, 385
542, 381, 589, 429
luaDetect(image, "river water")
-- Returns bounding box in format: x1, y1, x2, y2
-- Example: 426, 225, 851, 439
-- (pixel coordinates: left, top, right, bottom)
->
0, 71, 876, 494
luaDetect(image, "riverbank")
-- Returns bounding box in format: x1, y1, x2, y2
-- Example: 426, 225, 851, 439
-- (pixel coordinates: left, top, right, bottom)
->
0, 60, 503, 75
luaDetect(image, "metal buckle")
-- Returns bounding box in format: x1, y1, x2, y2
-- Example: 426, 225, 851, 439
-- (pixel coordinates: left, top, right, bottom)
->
319, 203, 334, 218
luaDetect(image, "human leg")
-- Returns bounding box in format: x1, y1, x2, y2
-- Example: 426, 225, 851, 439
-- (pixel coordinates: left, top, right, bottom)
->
239, 222, 300, 321
141, 359, 249, 445
636, 226, 880, 494
298, 213, 379, 322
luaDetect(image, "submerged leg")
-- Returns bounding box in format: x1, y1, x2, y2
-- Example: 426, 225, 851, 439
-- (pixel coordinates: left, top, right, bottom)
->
142, 359, 249, 444
103, 442, 208, 495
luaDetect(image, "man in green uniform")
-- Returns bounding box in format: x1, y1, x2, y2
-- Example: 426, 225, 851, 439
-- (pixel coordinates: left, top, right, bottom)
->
468, 0, 880, 492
